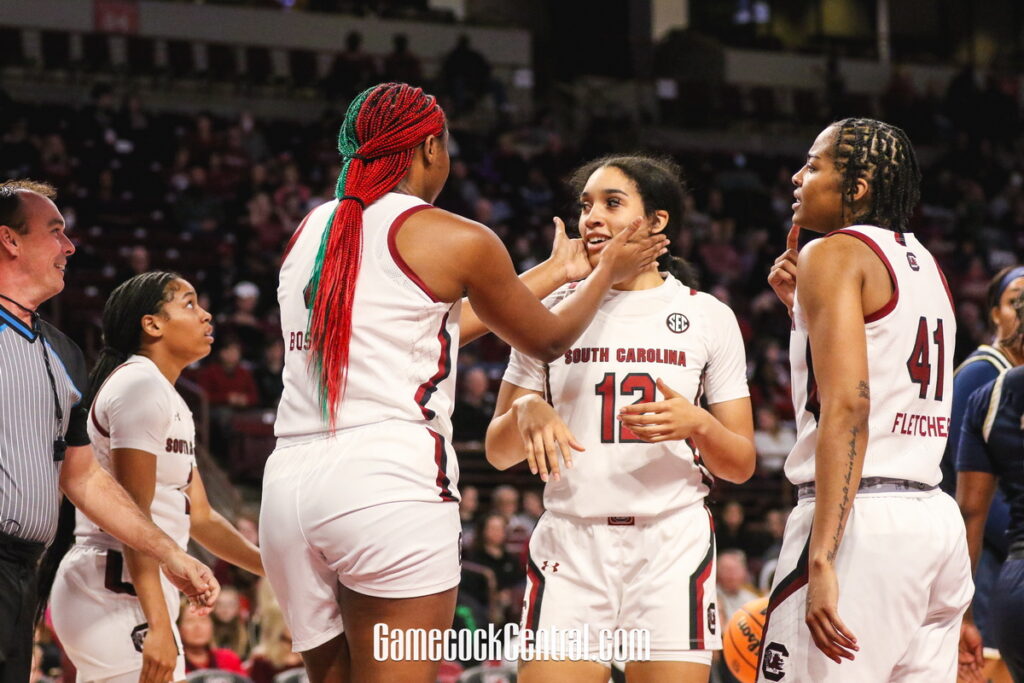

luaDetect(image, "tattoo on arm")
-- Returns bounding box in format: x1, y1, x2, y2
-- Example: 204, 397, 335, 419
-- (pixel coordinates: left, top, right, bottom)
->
826, 425, 860, 564
857, 381, 869, 399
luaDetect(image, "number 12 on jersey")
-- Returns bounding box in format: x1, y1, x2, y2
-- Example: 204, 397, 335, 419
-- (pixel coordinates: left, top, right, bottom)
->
906, 316, 946, 401
595, 372, 656, 443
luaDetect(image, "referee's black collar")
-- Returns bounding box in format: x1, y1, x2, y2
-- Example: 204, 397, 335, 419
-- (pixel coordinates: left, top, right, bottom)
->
0, 301, 37, 341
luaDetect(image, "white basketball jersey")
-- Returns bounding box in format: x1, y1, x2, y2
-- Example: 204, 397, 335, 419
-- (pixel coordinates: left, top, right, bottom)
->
78, 355, 195, 550
785, 225, 956, 486
504, 275, 750, 518
276, 192, 461, 441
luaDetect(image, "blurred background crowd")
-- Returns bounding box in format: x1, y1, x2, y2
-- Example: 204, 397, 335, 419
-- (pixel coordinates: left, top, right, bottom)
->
6, 0, 1024, 680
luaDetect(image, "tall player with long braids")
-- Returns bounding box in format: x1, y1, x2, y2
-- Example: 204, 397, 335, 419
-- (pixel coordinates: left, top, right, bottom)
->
758, 119, 972, 682
486, 154, 755, 683
261, 82, 666, 683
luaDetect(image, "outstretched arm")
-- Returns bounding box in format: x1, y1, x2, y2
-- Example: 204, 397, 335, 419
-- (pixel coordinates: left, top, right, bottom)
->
460, 218, 590, 345
798, 237, 870, 664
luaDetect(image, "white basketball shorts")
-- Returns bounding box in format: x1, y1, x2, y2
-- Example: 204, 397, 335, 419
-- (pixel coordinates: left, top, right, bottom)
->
50, 544, 185, 682
757, 488, 972, 683
260, 420, 462, 652
521, 503, 719, 663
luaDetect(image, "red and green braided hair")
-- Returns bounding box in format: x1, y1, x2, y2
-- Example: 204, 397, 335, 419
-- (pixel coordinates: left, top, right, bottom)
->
305, 82, 446, 425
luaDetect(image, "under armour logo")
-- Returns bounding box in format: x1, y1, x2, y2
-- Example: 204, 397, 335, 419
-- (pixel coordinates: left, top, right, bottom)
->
541, 561, 560, 573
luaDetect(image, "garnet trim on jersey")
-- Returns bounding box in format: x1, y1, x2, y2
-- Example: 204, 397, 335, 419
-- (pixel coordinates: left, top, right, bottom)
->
414, 310, 453, 421
427, 428, 456, 502
804, 344, 821, 422
386, 204, 439, 302
756, 533, 811, 675
688, 511, 715, 648
104, 549, 138, 596
524, 556, 547, 636
829, 229, 899, 323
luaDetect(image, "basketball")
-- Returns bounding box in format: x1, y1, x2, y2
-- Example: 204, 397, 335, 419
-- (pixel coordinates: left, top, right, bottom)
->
723, 596, 769, 683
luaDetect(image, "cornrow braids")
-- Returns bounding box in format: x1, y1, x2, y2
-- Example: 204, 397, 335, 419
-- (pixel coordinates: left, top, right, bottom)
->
831, 118, 921, 233
305, 82, 446, 424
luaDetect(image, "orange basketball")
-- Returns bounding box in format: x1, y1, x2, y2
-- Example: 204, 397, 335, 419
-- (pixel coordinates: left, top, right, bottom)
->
722, 596, 769, 683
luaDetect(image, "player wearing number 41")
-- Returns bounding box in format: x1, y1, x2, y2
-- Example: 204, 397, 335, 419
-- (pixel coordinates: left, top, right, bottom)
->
487, 154, 756, 683
760, 118, 972, 683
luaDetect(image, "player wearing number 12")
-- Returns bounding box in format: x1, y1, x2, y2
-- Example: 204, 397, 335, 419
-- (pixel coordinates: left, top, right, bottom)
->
759, 119, 972, 682
487, 155, 756, 683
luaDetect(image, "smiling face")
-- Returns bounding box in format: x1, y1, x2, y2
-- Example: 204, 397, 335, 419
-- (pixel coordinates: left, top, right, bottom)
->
145, 279, 214, 365
578, 165, 666, 269
7, 191, 74, 303
791, 125, 856, 234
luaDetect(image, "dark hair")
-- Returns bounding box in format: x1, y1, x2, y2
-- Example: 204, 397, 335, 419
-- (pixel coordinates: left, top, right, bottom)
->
305, 82, 446, 425
830, 118, 921, 233
471, 512, 507, 555
568, 154, 698, 288
0, 179, 58, 235
986, 266, 1021, 334
83, 271, 182, 408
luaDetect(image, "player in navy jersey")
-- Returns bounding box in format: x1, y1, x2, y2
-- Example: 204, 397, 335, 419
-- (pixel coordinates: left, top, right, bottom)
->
488, 154, 755, 683
942, 266, 1024, 648
760, 118, 971, 682
957, 288, 1024, 681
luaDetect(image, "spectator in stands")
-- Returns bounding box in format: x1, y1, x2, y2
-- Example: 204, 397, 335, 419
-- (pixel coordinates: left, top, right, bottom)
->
465, 513, 525, 621
325, 31, 378, 100
180, 607, 247, 675
254, 337, 285, 408
758, 508, 789, 592
459, 484, 480, 548
716, 549, 760, 621
213, 585, 251, 661
441, 35, 493, 114
382, 33, 423, 87
219, 281, 268, 360
198, 337, 260, 409
716, 500, 759, 557
753, 405, 795, 474
452, 366, 495, 444
246, 606, 304, 683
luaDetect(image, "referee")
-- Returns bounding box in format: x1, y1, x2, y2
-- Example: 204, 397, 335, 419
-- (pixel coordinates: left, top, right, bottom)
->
0, 180, 218, 681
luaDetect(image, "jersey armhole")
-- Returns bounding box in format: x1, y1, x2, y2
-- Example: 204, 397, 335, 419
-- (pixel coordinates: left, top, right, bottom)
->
386, 204, 441, 302
829, 229, 898, 323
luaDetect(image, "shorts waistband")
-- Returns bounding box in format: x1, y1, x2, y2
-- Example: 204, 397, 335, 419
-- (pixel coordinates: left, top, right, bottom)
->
797, 477, 937, 501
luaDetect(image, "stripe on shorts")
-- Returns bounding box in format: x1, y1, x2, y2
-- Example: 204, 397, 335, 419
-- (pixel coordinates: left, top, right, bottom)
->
756, 533, 811, 674
427, 428, 456, 502
688, 514, 715, 648
524, 556, 547, 636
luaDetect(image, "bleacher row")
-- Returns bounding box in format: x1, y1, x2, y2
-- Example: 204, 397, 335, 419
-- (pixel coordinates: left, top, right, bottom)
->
1, 25, 346, 91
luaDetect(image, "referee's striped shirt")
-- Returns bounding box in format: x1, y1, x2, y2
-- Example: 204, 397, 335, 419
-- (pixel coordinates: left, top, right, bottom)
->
0, 302, 90, 545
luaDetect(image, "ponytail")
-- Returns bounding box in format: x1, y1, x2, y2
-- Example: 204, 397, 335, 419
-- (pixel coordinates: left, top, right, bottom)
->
305, 82, 446, 425
658, 253, 699, 289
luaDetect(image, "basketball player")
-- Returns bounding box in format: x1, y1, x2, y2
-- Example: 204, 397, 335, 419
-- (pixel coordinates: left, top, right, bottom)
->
956, 288, 1024, 681
942, 266, 1024, 648
758, 118, 972, 682
50, 272, 264, 683
261, 83, 666, 683
486, 154, 755, 683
